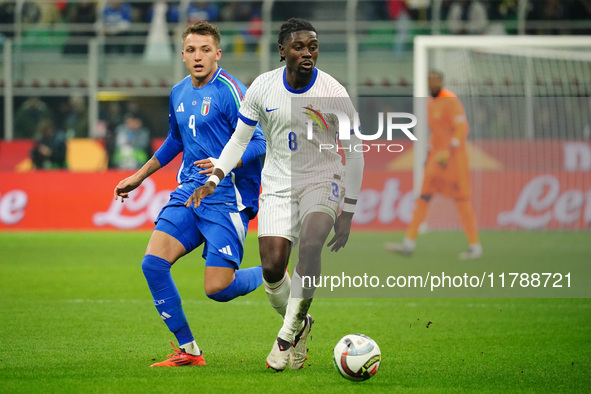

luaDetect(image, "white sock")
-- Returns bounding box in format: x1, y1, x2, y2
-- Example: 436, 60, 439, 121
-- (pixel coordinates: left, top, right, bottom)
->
278, 297, 311, 343
179, 340, 201, 356
277, 271, 315, 342
263, 271, 291, 318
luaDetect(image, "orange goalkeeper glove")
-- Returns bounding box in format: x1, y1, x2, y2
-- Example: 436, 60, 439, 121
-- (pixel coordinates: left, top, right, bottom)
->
436, 149, 451, 167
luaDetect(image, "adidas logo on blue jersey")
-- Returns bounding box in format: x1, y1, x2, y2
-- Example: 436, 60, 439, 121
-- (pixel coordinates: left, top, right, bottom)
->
176, 103, 185, 112
218, 245, 232, 256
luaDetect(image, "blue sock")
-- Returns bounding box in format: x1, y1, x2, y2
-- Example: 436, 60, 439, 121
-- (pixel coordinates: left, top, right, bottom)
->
142, 254, 193, 345
207, 265, 263, 302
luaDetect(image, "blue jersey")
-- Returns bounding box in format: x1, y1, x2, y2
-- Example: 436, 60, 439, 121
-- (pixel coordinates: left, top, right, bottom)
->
154, 67, 265, 219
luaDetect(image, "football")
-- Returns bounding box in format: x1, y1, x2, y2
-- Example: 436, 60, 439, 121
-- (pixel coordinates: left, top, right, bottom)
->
333, 334, 381, 381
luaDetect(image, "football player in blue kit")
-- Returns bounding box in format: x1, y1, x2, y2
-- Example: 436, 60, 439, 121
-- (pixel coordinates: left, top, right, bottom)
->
113, 22, 266, 367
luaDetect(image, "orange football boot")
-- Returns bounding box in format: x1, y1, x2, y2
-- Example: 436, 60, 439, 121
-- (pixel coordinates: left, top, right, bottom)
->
150, 341, 206, 367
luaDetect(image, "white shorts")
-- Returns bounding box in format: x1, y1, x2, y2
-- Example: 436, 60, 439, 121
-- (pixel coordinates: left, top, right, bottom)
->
258, 172, 344, 243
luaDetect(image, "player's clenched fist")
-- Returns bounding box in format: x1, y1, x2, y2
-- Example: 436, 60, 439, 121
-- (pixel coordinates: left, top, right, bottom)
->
185, 183, 216, 208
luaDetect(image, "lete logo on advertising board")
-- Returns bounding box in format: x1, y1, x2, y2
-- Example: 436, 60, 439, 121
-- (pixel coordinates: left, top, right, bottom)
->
498, 174, 591, 229
353, 178, 415, 226
0, 190, 28, 225
93, 178, 172, 229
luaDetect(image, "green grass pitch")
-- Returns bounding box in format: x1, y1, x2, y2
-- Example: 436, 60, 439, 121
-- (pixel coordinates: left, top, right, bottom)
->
1, 231, 589, 393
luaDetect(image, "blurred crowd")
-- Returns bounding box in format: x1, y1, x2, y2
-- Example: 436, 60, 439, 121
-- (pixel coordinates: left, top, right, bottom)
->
0, 1, 264, 53
363, 0, 591, 35
15, 95, 153, 170
0, 1, 264, 28
0, 0, 588, 54
0, 0, 589, 45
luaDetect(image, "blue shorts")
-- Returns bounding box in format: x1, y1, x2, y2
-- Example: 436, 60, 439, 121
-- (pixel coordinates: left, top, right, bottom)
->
155, 189, 249, 270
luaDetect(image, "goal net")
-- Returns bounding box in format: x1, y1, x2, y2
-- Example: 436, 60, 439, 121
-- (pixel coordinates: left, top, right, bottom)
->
412, 36, 591, 231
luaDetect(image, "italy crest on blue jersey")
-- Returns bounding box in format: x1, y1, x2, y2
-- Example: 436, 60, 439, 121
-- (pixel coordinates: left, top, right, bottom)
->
201, 97, 211, 116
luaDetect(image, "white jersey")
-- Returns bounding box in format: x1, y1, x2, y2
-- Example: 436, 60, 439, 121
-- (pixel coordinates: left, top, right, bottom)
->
238, 66, 359, 192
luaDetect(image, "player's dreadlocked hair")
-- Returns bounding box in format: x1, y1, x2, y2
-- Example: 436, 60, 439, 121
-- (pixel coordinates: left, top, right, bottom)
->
277, 18, 317, 62
182, 21, 221, 47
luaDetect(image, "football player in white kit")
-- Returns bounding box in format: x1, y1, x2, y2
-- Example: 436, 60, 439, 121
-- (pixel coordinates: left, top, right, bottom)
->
186, 18, 364, 371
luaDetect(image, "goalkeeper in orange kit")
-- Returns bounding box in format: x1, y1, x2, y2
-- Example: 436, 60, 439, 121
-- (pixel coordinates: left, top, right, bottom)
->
385, 71, 483, 259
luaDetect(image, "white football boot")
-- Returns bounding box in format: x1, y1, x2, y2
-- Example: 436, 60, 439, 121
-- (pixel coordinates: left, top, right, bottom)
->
266, 337, 292, 371
289, 314, 314, 370
383, 238, 415, 257
459, 244, 483, 260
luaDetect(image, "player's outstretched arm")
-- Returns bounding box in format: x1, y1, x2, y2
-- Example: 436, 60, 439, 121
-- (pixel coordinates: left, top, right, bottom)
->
437, 97, 469, 168
194, 124, 264, 175
114, 156, 162, 202
327, 203, 356, 252
328, 131, 364, 252
186, 119, 257, 208
195, 157, 227, 175
213, 119, 258, 176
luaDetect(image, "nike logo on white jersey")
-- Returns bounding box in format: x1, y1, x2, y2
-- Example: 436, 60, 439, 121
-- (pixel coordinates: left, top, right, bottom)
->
265, 107, 279, 112
176, 103, 185, 112
218, 245, 233, 256
161, 311, 171, 320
